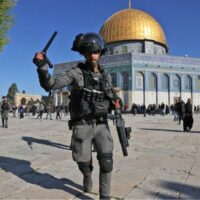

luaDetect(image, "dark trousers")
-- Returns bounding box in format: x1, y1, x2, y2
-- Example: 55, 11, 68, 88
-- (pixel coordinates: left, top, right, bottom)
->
37, 111, 43, 119
20, 112, 24, 119
178, 114, 182, 124
183, 115, 193, 131
2, 118, 8, 127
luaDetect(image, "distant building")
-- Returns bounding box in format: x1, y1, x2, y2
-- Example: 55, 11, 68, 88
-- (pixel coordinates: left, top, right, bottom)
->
14, 92, 42, 107
52, 2, 200, 108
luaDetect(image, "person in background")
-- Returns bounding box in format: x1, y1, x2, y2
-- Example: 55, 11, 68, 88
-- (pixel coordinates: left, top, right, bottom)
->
55, 105, 62, 120
1, 96, 10, 128
12, 105, 17, 118
183, 98, 193, 132
46, 103, 53, 120
177, 97, 185, 125
37, 102, 44, 119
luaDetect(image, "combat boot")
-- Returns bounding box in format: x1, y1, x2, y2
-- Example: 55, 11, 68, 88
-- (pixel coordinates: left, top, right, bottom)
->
83, 173, 92, 192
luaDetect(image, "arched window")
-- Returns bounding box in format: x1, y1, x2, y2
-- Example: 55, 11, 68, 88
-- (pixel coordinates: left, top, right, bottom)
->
136, 72, 144, 89
196, 75, 200, 91
162, 73, 169, 90
110, 73, 117, 87
173, 74, 181, 90
185, 75, 192, 90
21, 98, 27, 105
149, 73, 157, 90
122, 72, 129, 90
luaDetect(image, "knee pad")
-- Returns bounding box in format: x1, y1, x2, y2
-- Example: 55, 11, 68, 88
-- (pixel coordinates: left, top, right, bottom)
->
77, 161, 93, 175
97, 153, 113, 173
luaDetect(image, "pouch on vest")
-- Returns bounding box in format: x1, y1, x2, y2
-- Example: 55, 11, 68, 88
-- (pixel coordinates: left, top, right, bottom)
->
80, 99, 92, 117
92, 99, 110, 117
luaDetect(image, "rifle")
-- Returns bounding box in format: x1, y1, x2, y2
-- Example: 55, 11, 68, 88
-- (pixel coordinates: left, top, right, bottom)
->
108, 109, 132, 156
42, 31, 58, 68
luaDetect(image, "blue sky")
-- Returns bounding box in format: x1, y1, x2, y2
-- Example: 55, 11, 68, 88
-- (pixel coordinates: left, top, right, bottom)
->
1, 0, 200, 96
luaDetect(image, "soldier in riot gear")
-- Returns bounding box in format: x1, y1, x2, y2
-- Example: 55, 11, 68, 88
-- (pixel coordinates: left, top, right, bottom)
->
33, 32, 121, 199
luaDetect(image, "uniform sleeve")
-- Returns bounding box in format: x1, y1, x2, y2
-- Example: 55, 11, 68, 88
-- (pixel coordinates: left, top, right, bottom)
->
51, 70, 75, 90
37, 67, 76, 92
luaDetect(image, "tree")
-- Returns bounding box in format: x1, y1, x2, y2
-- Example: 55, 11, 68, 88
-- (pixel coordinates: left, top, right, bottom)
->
7, 82, 19, 106
0, 0, 17, 52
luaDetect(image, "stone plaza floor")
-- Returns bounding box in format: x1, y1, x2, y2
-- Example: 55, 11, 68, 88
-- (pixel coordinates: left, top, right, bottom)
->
0, 113, 200, 199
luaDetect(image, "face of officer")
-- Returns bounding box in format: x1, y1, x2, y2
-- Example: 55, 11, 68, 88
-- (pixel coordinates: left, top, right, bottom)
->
83, 50, 101, 71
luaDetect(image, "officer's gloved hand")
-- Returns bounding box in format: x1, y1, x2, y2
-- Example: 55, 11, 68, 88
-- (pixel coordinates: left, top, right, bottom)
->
112, 99, 121, 110
33, 52, 49, 70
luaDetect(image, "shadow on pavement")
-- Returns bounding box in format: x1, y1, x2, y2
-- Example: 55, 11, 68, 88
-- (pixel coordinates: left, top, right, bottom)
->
140, 128, 200, 134
27, 117, 69, 123
0, 156, 93, 199
140, 128, 183, 133
22, 136, 71, 150
147, 180, 200, 199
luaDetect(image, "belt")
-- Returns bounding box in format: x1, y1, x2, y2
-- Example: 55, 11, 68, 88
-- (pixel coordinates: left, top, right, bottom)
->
73, 118, 108, 126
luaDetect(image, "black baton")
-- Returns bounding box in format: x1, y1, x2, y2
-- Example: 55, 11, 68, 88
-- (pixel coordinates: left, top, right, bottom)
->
42, 31, 57, 68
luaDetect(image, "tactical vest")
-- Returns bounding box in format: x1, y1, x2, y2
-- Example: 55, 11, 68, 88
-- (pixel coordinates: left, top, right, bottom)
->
69, 63, 112, 119
1, 103, 10, 116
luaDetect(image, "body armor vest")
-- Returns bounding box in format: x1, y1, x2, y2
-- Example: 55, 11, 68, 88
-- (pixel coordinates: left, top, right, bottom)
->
69, 63, 112, 119
1, 103, 9, 111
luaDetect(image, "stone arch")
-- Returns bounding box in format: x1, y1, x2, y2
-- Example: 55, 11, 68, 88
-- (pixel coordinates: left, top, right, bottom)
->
185, 75, 192, 91
173, 74, 181, 92
135, 71, 145, 105
110, 72, 117, 87
148, 72, 158, 105
195, 75, 200, 92
161, 73, 170, 90
172, 74, 181, 103
20, 97, 27, 105
149, 72, 157, 90
136, 71, 144, 89
160, 73, 170, 105
185, 74, 193, 100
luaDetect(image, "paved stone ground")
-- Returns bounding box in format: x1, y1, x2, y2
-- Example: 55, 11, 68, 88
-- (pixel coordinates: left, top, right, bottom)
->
0, 113, 200, 199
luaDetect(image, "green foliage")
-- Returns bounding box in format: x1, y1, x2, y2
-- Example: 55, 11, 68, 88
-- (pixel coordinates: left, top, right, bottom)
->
7, 82, 19, 106
0, 0, 17, 52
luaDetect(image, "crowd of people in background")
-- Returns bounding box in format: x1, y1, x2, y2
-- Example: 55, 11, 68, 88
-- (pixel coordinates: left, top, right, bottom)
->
0, 100, 69, 122
0, 96, 198, 132
127, 97, 194, 132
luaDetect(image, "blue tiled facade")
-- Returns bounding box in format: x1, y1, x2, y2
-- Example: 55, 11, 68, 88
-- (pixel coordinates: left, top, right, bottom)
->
53, 52, 200, 106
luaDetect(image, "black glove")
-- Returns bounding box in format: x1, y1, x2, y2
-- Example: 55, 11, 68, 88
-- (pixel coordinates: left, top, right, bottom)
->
33, 52, 49, 68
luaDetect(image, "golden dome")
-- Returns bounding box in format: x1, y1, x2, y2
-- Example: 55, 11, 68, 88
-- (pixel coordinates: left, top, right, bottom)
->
99, 8, 167, 47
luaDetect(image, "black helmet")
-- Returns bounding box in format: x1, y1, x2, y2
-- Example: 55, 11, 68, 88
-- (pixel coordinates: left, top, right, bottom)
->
71, 32, 107, 55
